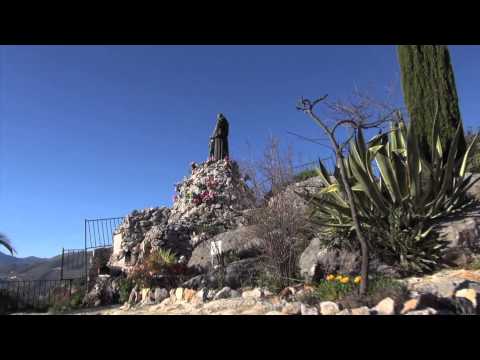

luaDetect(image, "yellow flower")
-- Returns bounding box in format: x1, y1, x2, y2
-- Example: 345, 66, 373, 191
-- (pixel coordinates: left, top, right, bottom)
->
336, 275, 343, 281
326, 274, 335, 281
354, 276, 362, 284
340, 276, 349, 284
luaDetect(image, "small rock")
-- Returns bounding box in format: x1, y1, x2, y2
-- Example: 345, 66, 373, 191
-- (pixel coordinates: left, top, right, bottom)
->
214, 287, 232, 300
319, 301, 340, 315
372, 297, 395, 315
207, 289, 216, 300
405, 307, 438, 315
154, 288, 169, 304
351, 306, 371, 315
400, 298, 419, 314
455, 288, 477, 308
183, 288, 197, 302
242, 288, 263, 300
300, 303, 319, 315
281, 302, 302, 315
336, 309, 352, 315
175, 288, 184, 302
196, 288, 207, 303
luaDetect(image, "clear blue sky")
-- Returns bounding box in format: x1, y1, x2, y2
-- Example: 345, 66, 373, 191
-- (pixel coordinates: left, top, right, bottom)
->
1, 45, 479, 258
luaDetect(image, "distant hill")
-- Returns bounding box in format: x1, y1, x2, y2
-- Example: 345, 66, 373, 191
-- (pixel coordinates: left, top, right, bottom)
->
0, 251, 88, 281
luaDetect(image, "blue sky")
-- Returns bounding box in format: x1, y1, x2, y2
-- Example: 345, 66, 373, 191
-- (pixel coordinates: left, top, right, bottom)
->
1, 45, 479, 258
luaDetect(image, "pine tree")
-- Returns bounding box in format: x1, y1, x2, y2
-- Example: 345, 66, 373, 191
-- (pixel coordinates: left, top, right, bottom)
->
397, 45, 466, 159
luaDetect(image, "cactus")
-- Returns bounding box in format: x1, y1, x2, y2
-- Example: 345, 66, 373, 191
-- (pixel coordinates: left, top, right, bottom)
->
397, 45, 466, 160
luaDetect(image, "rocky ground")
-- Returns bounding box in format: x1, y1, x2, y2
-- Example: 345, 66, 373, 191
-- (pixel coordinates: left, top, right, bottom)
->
38, 268, 479, 316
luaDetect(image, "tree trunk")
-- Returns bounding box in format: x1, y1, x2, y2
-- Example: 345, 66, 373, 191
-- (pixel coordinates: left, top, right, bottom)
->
397, 45, 466, 160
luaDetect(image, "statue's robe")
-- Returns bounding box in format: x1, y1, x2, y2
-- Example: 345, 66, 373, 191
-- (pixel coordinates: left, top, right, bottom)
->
210, 116, 229, 161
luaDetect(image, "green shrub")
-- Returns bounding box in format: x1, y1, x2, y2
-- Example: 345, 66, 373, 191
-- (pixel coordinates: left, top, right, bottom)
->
298, 275, 408, 310
117, 277, 134, 304
338, 277, 409, 310
147, 248, 177, 271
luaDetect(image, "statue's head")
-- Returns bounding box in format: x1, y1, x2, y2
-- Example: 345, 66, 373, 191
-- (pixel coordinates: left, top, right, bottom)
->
217, 113, 226, 121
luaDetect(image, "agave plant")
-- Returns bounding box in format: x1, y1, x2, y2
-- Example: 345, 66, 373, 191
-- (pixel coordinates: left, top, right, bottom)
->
0, 233, 15, 256
305, 112, 479, 274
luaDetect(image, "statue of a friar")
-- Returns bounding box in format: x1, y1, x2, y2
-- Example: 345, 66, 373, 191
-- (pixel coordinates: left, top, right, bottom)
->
209, 113, 229, 161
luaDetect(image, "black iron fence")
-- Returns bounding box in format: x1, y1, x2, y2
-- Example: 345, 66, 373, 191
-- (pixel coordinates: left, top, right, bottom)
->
60, 248, 89, 280
0, 278, 83, 313
85, 217, 123, 250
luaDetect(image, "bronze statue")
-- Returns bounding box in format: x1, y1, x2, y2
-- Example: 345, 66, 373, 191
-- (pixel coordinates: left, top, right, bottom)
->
209, 113, 229, 161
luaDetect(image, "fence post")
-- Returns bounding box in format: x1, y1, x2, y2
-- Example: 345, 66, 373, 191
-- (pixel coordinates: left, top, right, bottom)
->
60, 248, 65, 280
84, 219, 89, 295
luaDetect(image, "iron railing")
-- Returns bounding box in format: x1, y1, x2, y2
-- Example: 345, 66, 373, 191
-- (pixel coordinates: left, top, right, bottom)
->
85, 217, 124, 250
60, 248, 90, 280
0, 278, 82, 313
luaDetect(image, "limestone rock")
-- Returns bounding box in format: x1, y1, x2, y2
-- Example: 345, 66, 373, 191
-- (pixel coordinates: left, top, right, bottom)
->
300, 303, 319, 315
281, 302, 302, 315
400, 298, 419, 314
319, 301, 340, 315
299, 239, 361, 283
213, 287, 232, 300
175, 288, 184, 302
435, 206, 480, 266
298, 237, 324, 283
372, 297, 395, 315
242, 288, 264, 300
154, 288, 169, 304
195, 288, 208, 303
455, 288, 477, 308
351, 306, 371, 315
467, 173, 480, 202
188, 226, 262, 270
405, 308, 438, 315
183, 288, 197, 302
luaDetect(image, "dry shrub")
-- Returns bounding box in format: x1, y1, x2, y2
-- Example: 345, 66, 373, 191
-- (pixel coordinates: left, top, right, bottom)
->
246, 191, 310, 288
239, 135, 296, 205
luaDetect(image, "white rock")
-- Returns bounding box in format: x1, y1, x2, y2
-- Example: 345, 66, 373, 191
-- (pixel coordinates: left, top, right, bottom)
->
405, 307, 438, 315
373, 297, 395, 315
175, 288, 184, 302
281, 302, 302, 315
455, 288, 477, 308
319, 301, 340, 315
213, 287, 232, 300
196, 288, 207, 302
300, 303, 319, 315
351, 306, 371, 315
242, 288, 264, 300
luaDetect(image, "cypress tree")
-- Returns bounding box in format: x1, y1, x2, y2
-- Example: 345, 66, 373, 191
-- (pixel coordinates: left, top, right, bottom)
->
397, 45, 466, 160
